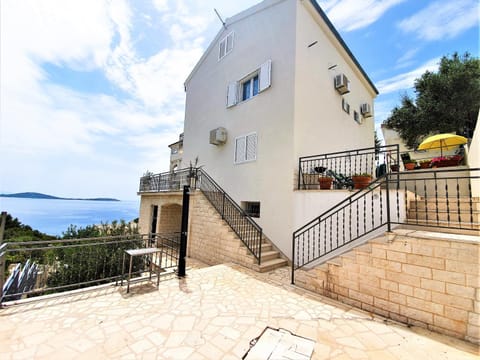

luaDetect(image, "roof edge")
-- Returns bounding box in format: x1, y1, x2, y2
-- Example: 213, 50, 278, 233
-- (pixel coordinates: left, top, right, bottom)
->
308, 0, 379, 95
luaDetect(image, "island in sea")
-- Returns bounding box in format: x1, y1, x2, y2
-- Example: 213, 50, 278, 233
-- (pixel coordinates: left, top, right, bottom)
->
0, 192, 120, 202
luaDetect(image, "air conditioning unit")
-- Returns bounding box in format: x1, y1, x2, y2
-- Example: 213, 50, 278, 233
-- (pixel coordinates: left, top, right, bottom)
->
360, 103, 372, 117
334, 74, 350, 95
209, 127, 227, 145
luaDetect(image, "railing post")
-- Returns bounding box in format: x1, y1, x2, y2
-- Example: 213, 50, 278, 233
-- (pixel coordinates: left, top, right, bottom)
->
297, 158, 302, 190
291, 234, 295, 284
177, 186, 190, 278
385, 173, 391, 232
258, 229, 262, 265
221, 193, 226, 220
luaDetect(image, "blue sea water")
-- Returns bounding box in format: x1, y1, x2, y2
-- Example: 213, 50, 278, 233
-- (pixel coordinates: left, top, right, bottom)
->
0, 197, 140, 236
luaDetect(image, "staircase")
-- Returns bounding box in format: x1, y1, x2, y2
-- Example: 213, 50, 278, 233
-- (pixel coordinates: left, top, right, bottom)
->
407, 196, 480, 232
190, 180, 288, 273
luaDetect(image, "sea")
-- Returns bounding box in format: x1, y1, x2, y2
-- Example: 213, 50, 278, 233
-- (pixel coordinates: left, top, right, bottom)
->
0, 197, 140, 237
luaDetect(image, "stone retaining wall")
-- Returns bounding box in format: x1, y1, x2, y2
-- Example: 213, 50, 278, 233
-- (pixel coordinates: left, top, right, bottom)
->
295, 230, 480, 344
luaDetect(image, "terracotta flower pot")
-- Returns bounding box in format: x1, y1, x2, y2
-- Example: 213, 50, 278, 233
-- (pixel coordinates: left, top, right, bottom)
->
419, 161, 430, 169
318, 177, 333, 190
404, 163, 415, 170
390, 164, 399, 172
352, 176, 372, 189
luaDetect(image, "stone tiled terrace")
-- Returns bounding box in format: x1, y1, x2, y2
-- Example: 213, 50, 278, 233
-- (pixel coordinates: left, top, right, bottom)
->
1, 259, 478, 359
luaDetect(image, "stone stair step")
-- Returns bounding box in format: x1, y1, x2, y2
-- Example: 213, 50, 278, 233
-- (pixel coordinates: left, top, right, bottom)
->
408, 210, 479, 223
254, 258, 288, 273
256, 250, 281, 262
405, 218, 480, 230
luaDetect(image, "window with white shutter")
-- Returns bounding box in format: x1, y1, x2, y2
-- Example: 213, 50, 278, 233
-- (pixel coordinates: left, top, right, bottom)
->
226, 60, 272, 108
234, 133, 257, 164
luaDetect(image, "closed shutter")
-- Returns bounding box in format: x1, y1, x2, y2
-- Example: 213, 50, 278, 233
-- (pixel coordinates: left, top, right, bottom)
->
235, 137, 246, 163
246, 133, 257, 161
226, 82, 238, 108
226, 32, 234, 53
259, 60, 271, 92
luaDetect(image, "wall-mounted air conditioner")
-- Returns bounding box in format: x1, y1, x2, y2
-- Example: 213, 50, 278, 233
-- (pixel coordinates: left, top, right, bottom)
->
209, 127, 227, 145
334, 74, 350, 95
360, 103, 372, 117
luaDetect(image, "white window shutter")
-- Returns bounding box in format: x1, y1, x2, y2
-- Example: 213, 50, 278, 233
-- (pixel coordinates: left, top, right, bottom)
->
259, 60, 271, 92
235, 137, 246, 163
246, 133, 257, 161
226, 82, 238, 108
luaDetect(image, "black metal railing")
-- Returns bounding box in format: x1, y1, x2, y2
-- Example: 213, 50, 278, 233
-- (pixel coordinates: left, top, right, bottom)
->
138, 167, 264, 264
298, 144, 400, 190
196, 169, 263, 264
292, 168, 479, 283
0, 233, 180, 303
139, 169, 193, 192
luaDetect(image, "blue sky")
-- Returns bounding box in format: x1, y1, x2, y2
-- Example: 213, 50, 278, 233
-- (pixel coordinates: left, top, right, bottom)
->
1, 0, 478, 200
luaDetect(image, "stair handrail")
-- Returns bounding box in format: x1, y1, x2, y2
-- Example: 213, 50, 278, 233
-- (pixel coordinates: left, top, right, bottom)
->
292, 174, 391, 283
196, 169, 263, 264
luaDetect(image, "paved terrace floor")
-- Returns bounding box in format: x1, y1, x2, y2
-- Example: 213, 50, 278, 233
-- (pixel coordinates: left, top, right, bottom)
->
1, 259, 478, 359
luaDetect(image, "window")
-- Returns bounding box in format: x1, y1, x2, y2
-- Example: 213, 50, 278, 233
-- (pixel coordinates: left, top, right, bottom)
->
342, 98, 350, 114
241, 74, 259, 101
242, 201, 260, 218
226, 60, 271, 108
219, 32, 234, 60
353, 110, 362, 124
235, 133, 257, 164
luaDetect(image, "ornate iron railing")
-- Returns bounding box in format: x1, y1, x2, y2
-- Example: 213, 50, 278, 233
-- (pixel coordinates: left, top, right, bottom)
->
138, 167, 264, 264
298, 144, 400, 189
139, 169, 192, 192
292, 168, 479, 283
196, 169, 263, 264
0, 233, 180, 303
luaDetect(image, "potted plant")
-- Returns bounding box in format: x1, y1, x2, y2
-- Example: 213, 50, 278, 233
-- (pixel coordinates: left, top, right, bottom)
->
318, 175, 333, 189
141, 170, 154, 191
390, 163, 399, 172
351, 173, 372, 189
419, 159, 431, 169
404, 160, 416, 170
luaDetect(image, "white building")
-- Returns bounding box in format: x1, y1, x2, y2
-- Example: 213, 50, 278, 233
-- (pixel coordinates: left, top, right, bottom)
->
178, 0, 378, 257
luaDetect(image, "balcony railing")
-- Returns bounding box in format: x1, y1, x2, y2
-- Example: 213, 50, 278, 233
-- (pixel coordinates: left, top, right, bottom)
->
139, 169, 194, 192
298, 144, 400, 190
0, 233, 180, 303
292, 168, 479, 283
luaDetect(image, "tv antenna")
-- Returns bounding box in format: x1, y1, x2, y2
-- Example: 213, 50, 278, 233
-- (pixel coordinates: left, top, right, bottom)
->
214, 8, 227, 29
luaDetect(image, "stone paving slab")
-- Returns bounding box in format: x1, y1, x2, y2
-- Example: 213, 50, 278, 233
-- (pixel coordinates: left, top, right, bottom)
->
0, 259, 478, 359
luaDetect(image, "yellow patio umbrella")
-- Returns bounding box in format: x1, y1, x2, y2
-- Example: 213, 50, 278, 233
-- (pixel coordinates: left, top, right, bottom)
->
418, 133, 467, 156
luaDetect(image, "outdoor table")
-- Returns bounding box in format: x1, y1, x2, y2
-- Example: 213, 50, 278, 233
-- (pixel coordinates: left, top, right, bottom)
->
121, 247, 162, 293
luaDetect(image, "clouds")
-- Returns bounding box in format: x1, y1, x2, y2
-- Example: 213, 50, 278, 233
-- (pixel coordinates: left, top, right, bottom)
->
319, 0, 406, 31
398, 0, 479, 41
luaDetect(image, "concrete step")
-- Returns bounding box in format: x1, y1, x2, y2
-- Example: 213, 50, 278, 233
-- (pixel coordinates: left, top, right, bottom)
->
405, 218, 480, 230
248, 242, 273, 254
256, 250, 281, 262
408, 210, 480, 223
409, 199, 480, 212
254, 258, 288, 273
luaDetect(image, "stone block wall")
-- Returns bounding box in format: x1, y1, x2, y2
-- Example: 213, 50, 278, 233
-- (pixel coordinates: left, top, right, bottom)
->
295, 230, 480, 344
187, 191, 258, 270
159, 204, 182, 233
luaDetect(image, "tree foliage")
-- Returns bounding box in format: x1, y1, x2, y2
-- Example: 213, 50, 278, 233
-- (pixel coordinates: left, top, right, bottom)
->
383, 52, 479, 148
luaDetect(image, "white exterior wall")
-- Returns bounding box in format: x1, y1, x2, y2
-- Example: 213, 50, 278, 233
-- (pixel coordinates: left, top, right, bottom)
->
293, 1, 376, 160
182, 0, 297, 257
181, 0, 377, 259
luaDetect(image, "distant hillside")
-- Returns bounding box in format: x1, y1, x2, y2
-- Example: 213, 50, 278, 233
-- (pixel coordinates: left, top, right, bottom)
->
0, 192, 120, 202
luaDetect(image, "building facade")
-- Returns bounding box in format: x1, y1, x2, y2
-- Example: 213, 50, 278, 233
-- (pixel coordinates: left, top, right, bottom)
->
176, 0, 378, 257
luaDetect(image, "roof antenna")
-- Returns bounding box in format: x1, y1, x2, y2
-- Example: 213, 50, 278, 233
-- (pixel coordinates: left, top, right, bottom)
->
214, 8, 227, 29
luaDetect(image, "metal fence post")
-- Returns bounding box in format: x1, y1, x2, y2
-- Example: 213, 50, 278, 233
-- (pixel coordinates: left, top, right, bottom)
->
385, 174, 391, 232
177, 186, 190, 278
0, 212, 5, 303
